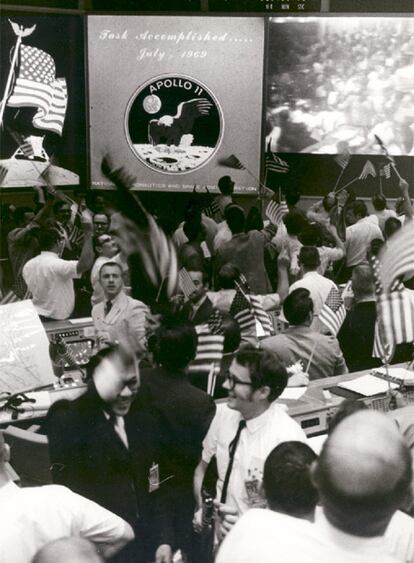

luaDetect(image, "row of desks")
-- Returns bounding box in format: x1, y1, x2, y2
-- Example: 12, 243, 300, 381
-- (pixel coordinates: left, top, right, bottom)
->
2, 365, 413, 435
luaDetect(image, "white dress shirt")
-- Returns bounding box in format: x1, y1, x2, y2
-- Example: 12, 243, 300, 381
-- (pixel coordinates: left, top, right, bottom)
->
288, 271, 338, 331
23, 251, 80, 320
202, 402, 306, 515
0, 481, 133, 563
216, 508, 399, 563
345, 218, 383, 267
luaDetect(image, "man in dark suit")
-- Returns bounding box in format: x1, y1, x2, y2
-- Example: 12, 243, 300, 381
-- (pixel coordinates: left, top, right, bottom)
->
140, 322, 216, 562
179, 268, 216, 325
46, 347, 173, 563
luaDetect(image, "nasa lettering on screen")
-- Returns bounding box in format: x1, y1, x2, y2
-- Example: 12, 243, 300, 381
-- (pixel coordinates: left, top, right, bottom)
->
88, 16, 265, 193
265, 17, 414, 156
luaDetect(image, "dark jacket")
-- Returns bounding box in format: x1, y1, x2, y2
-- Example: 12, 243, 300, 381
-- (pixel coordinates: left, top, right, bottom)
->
45, 382, 173, 559
179, 296, 215, 326
140, 367, 216, 489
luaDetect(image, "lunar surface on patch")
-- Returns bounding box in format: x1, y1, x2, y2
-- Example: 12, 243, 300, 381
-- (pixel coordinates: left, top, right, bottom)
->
133, 144, 214, 173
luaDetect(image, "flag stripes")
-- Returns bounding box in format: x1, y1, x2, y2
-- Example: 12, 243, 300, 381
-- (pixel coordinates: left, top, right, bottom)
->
187, 324, 224, 375
179, 267, 197, 301
202, 198, 220, 219
379, 222, 414, 293
265, 200, 288, 225
334, 152, 350, 169
218, 154, 246, 170
359, 160, 377, 179
319, 286, 346, 336
265, 153, 289, 174
7, 45, 67, 136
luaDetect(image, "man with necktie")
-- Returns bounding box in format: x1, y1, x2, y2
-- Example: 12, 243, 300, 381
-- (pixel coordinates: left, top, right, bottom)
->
193, 345, 307, 542
46, 346, 174, 563
91, 261, 148, 355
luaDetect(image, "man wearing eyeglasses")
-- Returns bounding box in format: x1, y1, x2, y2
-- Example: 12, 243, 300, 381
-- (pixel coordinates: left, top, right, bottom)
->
193, 344, 307, 539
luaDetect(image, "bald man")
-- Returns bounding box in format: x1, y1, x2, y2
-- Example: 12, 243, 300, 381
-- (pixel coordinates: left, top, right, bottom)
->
313, 410, 412, 540
33, 538, 103, 563
217, 411, 409, 562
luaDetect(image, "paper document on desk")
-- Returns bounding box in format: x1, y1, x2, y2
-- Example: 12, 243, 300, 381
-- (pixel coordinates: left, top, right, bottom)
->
279, 387, 307, 400
337, 374, 398, 397
0, 301, 55, 394
373, 367, 414, 385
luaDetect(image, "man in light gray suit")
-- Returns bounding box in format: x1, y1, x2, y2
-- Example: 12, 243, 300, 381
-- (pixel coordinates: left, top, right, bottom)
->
92, 261, 148, 355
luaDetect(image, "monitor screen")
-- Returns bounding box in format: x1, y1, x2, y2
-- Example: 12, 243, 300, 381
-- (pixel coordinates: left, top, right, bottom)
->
265, 17, 414, 156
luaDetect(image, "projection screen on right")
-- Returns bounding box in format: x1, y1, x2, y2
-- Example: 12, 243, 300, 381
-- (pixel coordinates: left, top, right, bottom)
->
265, 17, 414, 156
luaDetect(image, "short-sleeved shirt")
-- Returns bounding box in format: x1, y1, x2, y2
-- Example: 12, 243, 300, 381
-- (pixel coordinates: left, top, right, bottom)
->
202, 402, 306, 515
23, 251, 80, 320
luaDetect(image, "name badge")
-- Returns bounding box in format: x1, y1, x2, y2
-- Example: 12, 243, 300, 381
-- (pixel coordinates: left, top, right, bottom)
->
244, 459, 266, 508
148, 462, 160, 493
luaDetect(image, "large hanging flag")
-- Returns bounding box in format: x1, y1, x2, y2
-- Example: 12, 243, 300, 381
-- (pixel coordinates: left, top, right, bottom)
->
7, 45, 67, 136
265, 153, 289, 174
319, 286, 346, 336
359, 160, 377, 180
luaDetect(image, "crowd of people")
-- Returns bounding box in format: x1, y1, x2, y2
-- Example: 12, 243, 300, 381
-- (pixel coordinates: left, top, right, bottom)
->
266, 18, 414, 154
1, 171, 414, 563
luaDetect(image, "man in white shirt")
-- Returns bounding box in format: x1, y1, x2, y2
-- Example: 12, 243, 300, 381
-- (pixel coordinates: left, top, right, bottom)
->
193, 345, 306, 537
288, 246, 338, 331
23, 213, 94, 320
0, 430, 134, 563
217, 410, 408, 563
344, 200, 383, 275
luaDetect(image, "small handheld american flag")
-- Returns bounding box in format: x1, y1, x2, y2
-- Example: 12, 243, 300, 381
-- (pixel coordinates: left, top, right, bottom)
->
319, 286, 346, 336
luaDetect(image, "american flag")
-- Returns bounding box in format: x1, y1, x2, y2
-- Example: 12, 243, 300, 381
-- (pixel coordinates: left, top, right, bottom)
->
334, 151, 350, 170
187, 321, 224, 376
319, 286, 346, 336
8, 128, 35, 159
370, 254, 413, 362
265, 153, 289, 174
382, 163, 391, 179
379, 222, 414, 293
217, 154, 246, 170
249, 295, 274, 337
7, 45, 68, 136
230, 287, 274, 338
265, 199, 288, 225
179, 267, 197, 301
359, 160, 377, 180
237, 273, 251, 294
230, 287, 256, 335
202, 198, 220, 219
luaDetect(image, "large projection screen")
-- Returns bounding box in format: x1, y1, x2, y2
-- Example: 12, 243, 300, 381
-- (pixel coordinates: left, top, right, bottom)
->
88, 16, 264, 193
265, 17, 414, 156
